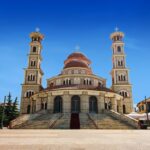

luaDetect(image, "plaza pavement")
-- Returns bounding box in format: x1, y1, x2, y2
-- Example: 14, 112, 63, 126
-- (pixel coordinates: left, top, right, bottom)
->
0, 130, 149, 150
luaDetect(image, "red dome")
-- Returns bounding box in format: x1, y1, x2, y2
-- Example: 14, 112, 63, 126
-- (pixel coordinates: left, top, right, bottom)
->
67, 52, 91, 63
64, 60, 88, 69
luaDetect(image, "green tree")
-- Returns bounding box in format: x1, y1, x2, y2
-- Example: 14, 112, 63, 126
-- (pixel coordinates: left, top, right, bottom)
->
11, 97, 19, 120
0, 93, 20, 127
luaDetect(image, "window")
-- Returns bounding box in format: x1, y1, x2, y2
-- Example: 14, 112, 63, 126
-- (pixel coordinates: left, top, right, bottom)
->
117, 46, 121, 52
89, 80, 92, 85
118, 60, 123, 66
31, 60, 36, 66
118, 75, 126, 81
83, 79, 92, 85
119, 91, 128, 98
25, 91, 34, 98
33, 47, 36, 52
27, 74, 35, 81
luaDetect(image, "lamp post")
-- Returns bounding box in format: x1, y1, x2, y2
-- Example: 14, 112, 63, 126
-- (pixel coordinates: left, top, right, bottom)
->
145, 96, 150, 126
0, 96, 6, 129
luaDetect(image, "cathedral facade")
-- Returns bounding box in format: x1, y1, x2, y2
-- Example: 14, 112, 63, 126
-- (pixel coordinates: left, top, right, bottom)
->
20, 30, 133, 115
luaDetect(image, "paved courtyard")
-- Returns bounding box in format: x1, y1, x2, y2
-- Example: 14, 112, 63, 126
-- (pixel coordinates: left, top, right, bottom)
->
0, 130, 149, 150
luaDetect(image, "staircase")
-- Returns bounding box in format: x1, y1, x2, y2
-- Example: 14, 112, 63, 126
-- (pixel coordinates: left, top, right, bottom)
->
79, 113, 97, 129
51, 113, 71, 129
13, 113, 62, 129
89, 113, 136, 129
11, 111, 138, 129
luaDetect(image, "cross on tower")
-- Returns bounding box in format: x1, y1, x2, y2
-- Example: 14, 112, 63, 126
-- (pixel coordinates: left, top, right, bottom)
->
115, 27, 119, 32
75, 45, 80, 51
35, 27, 40, 32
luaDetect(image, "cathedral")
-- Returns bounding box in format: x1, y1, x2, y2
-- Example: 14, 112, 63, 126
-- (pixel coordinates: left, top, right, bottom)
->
20, 29, 133, 117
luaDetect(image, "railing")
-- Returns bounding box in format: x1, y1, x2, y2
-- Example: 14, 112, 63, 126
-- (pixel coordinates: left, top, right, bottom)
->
9, 109, 139, 129
9, 110, 48, 129
104, 109, 139, 129
49, 113, 64, 129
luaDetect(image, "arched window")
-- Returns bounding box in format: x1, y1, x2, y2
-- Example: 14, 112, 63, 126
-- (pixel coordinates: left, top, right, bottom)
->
118, 75, 121, 81
83, 80, 86, 85
69, 80, 71, 85
54, 96, 63, 113
89, 96, 98, 113
123, 105, 126, 114
27, 105, 31, 114
121, 61, 123, 66
45, 103, 47, 110
98, 82, 102, 87
71, 95, 80, 113
89, 80, 92, 85
123, 76, 126, 81
33, 47, 36, 52
117, 46, 121, 52
50, 82, 54, 88
41, 103, 44, 110
31, 60, 36, 66
28, 74, 35, 81
119, 91, 128, 98
25, 91, 34, 98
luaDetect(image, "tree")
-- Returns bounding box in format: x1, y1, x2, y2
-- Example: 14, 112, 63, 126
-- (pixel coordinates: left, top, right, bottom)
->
11, 97, 19, 120
0, 93, 20, 128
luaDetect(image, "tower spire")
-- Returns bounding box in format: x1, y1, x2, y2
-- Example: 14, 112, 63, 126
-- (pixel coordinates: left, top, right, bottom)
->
20, 30, 44, 114
110, 30, 133, 114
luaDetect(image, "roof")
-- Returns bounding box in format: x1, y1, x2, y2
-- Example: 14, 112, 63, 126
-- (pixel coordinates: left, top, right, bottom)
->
67, 52, 89, 61
137, 98, 150, 106
42, 84, 115, 93
64, 60, 89, 69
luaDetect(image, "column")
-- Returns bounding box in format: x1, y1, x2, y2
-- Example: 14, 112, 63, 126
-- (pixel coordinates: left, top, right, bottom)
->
63, 94, 70, 113
111, 97, 117, 112
48, 94, 54, 113
99, 96, 105, 113
80, 95, 88, 113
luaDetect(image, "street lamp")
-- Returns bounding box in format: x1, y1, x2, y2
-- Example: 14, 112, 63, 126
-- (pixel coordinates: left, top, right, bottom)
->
145, 96, 150, 126
0, 96, 6, 129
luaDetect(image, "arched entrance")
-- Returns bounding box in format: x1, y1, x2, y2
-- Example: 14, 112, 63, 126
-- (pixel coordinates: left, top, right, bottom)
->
123, 105, 126, 114
71, 95, 80, 113
89, 96, 98, 113
27, 105, 30, 114
54, 96, 63, 113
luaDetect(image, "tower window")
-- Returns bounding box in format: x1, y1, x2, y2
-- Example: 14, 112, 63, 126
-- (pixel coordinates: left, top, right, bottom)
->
33, 47, 36, 52
27, 74, 35, 81
118, 75, 126, 81
25, 91, 34, 98
89, 80, 92, 85
119, 91, 128, 98
117, 46, 121, 52
31, 60, 36, 66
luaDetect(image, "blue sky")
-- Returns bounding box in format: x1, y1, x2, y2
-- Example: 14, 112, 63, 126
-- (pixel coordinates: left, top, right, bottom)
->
0, 0, 150, 105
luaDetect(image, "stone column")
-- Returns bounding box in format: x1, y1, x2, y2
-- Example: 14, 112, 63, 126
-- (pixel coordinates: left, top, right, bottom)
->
48, 94, 54, 113
111, 97, 117, 112
63, 93, 70, 113
99, 96, 105, 113
118, 98, 123, 114
80, 94, 88, 113
35, 97, 40, 112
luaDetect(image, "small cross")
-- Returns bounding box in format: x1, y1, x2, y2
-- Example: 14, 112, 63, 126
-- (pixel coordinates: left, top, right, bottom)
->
75, 45, 80, 51
35, 27, 40, 32
115, 27, 119, 32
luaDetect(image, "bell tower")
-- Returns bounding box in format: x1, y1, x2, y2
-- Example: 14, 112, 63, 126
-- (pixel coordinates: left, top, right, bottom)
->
20, 30, 44, 114
110, 28, 133, 113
